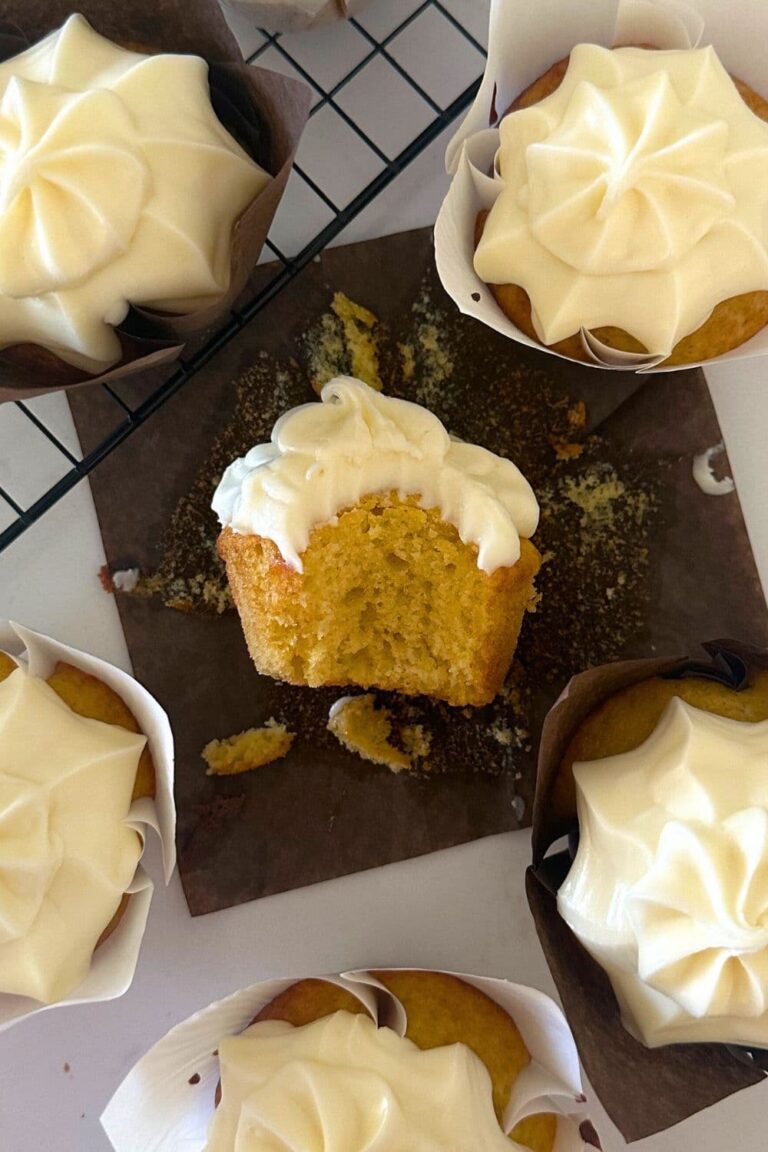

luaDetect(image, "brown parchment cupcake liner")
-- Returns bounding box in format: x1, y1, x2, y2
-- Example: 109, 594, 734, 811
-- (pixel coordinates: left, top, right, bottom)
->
222, 0, 373, 35
0, 0, 312, 402
527, 641, 768, 1141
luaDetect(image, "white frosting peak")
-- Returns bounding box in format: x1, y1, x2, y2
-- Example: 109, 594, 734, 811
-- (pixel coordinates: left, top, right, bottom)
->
0, 14, 269, 369
0, 665, 145, 1003
558, 697, 768, 1046
205, 1011, 518, 1152
212, 377, 539, 574
475, 45, 768, 356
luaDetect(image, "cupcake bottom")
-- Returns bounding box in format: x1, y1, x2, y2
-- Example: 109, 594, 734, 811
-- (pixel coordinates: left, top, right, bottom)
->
476, 53, 768, 366
219, 492, 541, 708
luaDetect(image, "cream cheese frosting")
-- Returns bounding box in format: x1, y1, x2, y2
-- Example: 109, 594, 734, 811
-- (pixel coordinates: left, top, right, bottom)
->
0, 664, 145, 1003
558, 696, 768, 1046
474, 44, 768, 356
0, 14, 269, 370
206, 1010, 522, 1152
212, 376, 539, 573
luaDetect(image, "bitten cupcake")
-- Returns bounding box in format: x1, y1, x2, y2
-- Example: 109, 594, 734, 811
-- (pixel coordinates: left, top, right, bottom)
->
212, 376, 541, 707
473, 44, 768, 366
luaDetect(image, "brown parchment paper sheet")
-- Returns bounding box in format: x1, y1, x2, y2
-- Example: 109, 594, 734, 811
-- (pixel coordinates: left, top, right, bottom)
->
68, 227, 768, 918
527, 643, 768, 1141
0, 0, 310, 401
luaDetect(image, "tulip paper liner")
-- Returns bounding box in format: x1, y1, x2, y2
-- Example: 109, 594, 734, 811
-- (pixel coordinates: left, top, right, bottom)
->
435, 0, 768, 374
0, 0, 311, 402
0, 621, 176, 1032
221, 0, 373, 35
101, 967, 595, 1151
527, 641, 768, 1141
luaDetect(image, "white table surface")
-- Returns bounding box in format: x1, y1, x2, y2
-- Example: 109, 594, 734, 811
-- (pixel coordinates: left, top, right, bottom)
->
2, 3, 768, 1149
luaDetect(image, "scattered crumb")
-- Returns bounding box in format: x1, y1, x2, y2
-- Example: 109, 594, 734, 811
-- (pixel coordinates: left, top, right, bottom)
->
401, 723, 432, 762
304, 291, 383, 393
188, 1073, 201, 1086
98, 565, 115, 593
203, 720, 294, 776
491, 722, 514, 747
328, 694, 430, 774
63, 1063, 71, 1074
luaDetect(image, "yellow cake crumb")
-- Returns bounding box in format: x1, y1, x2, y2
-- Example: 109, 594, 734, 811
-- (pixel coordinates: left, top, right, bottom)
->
305, 292, 383, 394
202, 720, 294, 776
328, 695, 423, 774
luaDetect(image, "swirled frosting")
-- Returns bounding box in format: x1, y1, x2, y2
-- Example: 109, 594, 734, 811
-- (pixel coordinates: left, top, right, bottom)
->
212, 377, 539, 573
206, 1011, 518, 1152
474, 44, 768, 356
0, 664, 145, 1003
0, 14, 268, 370
558, 697, 768, 1046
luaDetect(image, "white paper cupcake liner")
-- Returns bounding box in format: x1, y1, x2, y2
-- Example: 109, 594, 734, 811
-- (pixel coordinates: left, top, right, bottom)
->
435, 0, 768, 373
221, 0, 372, 34
101, 967, 593, 1151
0, 621, 176, 1032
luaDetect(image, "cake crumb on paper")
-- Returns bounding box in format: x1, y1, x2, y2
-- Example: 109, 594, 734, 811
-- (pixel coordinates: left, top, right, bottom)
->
203, 720, 294, 776
305, 291, 383, 394
328, 694, 431, 774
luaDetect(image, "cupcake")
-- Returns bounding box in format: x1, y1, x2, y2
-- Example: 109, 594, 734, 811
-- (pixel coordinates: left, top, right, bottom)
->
436, 0, 768, 372
0, 10, 311, 398
212, 376, 541, 707
0, 14, 268, 375
528, 642, 768, 1138
472, 44, 768, 366
0, 623, 174, 1024
102, 968, 593, 1151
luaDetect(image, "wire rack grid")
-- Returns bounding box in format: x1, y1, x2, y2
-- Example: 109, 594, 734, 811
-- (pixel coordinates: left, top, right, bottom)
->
0, 0, 488, 554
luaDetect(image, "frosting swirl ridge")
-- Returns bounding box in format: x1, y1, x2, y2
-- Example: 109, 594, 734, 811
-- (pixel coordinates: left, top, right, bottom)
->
474, 44, 768, 355
0, 665, 145, 1003
206, 1011, 517, 1152
558, 697, 768, 1046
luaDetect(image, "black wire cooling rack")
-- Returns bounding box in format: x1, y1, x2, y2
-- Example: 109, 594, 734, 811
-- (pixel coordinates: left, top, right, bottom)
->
0, 1, 486, 553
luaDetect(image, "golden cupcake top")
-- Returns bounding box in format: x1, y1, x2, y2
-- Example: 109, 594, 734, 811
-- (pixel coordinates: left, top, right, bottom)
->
0, 660, 145, 1003
474, 44, 768, 356
0, 14, 268, 370
207, 1010, 524, 1151
212, 376, 539, 573
558, 695, 768, 1047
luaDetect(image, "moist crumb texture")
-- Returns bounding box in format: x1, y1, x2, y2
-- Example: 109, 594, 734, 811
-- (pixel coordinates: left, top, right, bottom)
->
219, 493, 541, 708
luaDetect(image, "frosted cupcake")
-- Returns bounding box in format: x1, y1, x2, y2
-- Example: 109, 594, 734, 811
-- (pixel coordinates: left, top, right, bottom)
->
213, 377, 540, 707
473, 44, 768, 365
0, 14, 271, 375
